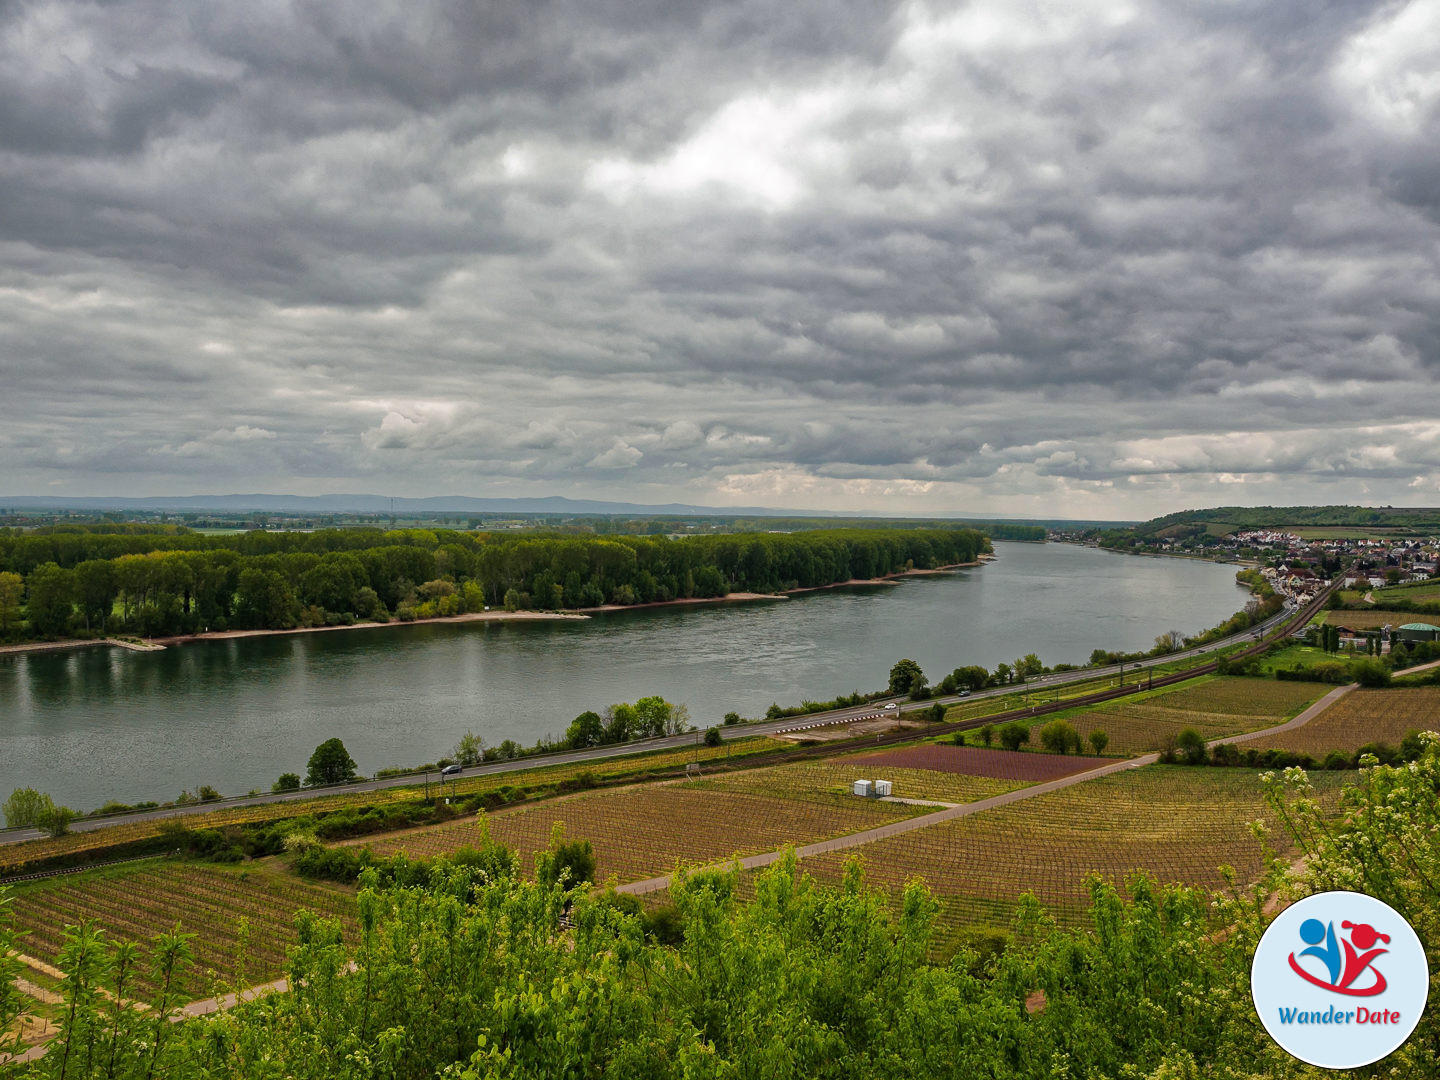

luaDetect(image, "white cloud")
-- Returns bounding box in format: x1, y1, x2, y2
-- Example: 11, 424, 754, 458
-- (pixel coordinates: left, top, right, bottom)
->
587, 439, 643, 469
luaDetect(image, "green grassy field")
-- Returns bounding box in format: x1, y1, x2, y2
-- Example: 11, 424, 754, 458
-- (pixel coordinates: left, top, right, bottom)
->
1372, 582, 1440, 604
1252, 643, 1337, 673
1289, 527, 1416, 540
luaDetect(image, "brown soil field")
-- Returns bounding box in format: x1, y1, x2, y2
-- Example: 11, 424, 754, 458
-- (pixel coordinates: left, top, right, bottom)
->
7, 862, 355, 1000
799, 766, 1353, 943
846, 744, 1109, 781
1241, 686, 1440, 755
363, 785, 918, 885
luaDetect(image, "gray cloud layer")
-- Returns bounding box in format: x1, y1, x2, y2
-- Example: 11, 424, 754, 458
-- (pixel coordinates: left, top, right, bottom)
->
3, 0, 1439, 516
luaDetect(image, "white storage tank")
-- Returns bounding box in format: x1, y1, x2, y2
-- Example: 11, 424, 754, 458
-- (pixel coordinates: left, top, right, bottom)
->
874, 779, 893, 797
852, 779, 874, 797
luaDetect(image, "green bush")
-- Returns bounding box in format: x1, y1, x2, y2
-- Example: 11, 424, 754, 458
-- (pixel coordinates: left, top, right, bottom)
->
998, 722, 1030, 752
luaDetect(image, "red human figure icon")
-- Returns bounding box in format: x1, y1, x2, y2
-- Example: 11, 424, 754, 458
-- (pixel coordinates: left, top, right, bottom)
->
1339, 921, 1390, 991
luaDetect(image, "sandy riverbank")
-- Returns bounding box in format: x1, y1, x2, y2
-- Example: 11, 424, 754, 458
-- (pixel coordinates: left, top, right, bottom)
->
1, 558, 991, 656
0, 637, 164, 657
778, 560, 982, 596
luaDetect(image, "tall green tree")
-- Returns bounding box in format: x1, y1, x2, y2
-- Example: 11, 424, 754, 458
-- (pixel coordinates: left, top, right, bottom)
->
565, 710, 604, 749
887, 658, 926, 696
25, 561, 75, 637
234, 567, 296, 629
2, 787, 49, 828
72, 559, 117, 633
452, 730, 485, 766
0, 571, 23, 637
306, 738, 359, 787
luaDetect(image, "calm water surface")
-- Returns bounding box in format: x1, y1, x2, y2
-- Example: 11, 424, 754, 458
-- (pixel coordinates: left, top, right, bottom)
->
0, 542, 1248, 808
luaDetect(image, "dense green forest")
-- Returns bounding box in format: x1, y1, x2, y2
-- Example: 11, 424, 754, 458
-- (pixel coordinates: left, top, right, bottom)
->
0, 526, 990, 640
3, 741, 1436, 1078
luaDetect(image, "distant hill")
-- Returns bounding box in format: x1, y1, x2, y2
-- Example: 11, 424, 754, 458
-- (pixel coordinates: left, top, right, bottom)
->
1127, 505, 1440, 538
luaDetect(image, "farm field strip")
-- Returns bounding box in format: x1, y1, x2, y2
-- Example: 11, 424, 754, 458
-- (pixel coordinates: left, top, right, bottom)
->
1320, 610, 1429, 629
1372, 584, 1440, 603
1137, 677, 1329, 717
364, 786, 917, 885
1242, 687, 1440, 755
844, 744, 1108, 782
795, 767, 1353, 934
686, 757, 1029, 805
8, 864, 354, 998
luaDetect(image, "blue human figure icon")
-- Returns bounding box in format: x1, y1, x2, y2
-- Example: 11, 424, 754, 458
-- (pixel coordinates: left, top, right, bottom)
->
1298, 918, 1341, 985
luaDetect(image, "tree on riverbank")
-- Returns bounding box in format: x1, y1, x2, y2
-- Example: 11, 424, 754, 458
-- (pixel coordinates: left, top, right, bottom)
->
0, 571, 22, 638
305, 739, 358, 787
887, 658, 926, 697
2, 787, 73, 836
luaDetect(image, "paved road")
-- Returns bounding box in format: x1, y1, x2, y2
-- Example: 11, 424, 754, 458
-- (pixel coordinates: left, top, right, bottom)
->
0, 603, 1296, 846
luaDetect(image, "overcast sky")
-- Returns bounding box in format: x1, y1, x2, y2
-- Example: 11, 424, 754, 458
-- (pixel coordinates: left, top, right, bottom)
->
2, 0, 1439, 518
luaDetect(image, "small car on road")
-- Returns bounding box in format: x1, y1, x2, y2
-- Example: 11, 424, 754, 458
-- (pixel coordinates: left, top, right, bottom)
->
883, 702, 899, 711
440, 763, 463, 777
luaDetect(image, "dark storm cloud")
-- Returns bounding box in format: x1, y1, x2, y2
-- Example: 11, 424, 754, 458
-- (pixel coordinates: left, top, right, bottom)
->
3, 0, 1440, 515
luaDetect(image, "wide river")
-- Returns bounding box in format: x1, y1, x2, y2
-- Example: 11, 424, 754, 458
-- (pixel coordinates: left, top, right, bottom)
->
0, 542, 1248, 810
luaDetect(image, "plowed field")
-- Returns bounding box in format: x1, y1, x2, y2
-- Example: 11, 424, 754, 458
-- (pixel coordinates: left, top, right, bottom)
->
846, 744, 1108, 781
1242, 687, 1440, 755
364, 785, 918, 884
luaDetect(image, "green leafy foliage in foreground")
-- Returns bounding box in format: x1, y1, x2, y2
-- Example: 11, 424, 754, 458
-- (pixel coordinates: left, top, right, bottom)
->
4, 738, 1438, 1079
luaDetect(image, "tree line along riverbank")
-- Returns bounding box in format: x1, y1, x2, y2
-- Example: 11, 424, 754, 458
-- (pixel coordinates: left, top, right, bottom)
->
0, 525, 1009, 643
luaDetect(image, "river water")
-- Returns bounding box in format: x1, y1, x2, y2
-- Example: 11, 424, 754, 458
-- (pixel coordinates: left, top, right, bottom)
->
0, 542, 1248, 809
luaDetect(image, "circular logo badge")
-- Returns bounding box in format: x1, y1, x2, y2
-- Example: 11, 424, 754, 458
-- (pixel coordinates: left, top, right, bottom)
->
1252, 891, 1429, 1069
